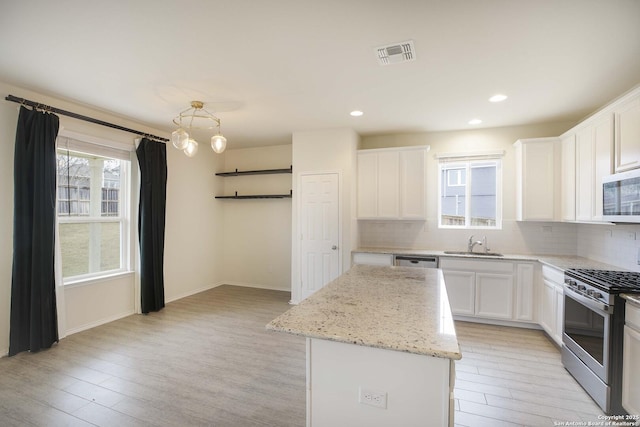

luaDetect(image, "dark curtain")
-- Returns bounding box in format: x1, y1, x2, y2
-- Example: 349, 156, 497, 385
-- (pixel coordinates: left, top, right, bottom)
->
136, 138, 167, 313
9, 106, 60, 356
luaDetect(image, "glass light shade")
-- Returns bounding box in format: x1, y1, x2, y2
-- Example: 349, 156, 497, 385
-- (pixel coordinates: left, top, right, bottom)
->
211, 134, 227, 153
184, 139, 198, 157
171, 128, 190, 150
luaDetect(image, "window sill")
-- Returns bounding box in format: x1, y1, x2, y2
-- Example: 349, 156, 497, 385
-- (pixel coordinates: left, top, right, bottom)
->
63, 270, 135, 288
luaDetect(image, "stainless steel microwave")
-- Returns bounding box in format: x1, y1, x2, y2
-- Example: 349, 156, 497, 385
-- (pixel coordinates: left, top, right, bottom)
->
603, 169, 640, 223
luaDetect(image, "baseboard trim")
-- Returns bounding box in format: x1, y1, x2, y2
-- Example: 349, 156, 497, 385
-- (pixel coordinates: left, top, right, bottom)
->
220, 281, 291, 293
165, 281, 224, 303
453, 315, 542, 330
65, 309, 135, 336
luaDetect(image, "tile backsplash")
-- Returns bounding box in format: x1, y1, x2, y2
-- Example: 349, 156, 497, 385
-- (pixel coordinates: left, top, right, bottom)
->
358, 220, 640, 271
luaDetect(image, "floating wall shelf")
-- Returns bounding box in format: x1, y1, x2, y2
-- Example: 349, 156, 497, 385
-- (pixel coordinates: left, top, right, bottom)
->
215, 190, 293, 200
215, 165, 293, 177
215, 165, 293, 200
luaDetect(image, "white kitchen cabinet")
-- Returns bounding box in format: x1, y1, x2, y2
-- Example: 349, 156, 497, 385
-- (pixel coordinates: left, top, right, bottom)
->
514, 138, 560, 221
400, 149, 427, 219
440, 258, 534, 324
356, 146, 429, 220
592, 115, 614, 221
475, 273, 514, 319
575, 126, 594, 222
540, 265, 564, 346
614, 93, 640, 173
623, 303, 640, 415
352, 252, 393, 266
575, 115, 613, 222
377, 150, 400, 218
441, 270, 475, 316
515, 263, 535, 322
561, 133, 576, 221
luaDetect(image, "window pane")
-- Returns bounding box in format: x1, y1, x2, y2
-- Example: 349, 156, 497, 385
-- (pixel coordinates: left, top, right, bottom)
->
441, 166, 466, 226
56, 151, 121, 218
58, 222, 121, 277
470, 164, 497, 227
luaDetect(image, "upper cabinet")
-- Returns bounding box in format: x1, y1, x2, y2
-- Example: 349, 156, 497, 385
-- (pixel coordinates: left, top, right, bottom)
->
614, 94, 640, 173
357, 146, 429, 220
560, 134, 576, 221
559, 85, 639, 223
514, 138, 560, 221
573, 114, 613, 222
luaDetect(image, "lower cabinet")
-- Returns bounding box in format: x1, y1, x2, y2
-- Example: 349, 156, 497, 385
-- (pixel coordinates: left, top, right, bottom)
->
540, 265, 564, 346
623, 303, 640, 415
352, 252, 393, 266
440, 258, 535, 324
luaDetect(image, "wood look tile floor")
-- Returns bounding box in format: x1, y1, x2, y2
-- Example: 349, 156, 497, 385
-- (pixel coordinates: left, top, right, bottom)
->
0, 286, 606, 426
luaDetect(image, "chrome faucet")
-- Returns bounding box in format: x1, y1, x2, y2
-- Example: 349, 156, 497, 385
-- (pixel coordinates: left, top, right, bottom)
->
467, 235, 483, 253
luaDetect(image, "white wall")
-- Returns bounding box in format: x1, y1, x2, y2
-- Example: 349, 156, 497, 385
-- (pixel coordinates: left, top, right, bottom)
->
291, 129, 359, 303
0, 81, 225, 355
358, 122, 578, 255
220, 145, 292, 291
576, 223, 640, 272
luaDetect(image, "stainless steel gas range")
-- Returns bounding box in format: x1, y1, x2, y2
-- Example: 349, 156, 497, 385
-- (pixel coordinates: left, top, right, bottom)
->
562, 268, 640, 415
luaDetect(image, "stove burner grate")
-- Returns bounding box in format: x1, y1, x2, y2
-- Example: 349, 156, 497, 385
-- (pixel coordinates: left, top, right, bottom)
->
566, 268, 640, 293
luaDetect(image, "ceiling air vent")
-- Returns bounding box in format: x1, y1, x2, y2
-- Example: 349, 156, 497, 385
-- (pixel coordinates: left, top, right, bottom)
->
375, 40, 416, 65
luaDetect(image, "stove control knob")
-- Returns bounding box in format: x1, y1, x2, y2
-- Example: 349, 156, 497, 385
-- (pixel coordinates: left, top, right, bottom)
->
577, 285, 587, 291
565, 279, 577, 288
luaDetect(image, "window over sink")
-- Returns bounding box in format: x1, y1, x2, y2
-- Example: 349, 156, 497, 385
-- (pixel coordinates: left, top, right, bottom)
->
438, 156, 502, 229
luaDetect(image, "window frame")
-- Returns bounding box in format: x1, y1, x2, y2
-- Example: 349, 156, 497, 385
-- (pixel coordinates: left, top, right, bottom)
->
56, 132, 133, 285
438, 157, 503, 230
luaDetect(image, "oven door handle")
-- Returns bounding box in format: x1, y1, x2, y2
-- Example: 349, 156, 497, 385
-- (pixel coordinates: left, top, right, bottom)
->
564, 285, 613, 315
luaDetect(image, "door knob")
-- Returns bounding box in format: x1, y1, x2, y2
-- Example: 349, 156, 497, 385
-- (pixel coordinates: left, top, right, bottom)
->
331, 245, 338, 250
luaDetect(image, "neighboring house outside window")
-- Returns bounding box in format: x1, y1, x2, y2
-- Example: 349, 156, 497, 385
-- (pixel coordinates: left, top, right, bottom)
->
438, 157, 502, 229
56, 135, 131, 282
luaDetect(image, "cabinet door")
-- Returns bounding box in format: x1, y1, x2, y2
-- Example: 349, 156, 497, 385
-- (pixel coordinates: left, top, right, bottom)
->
400, 149, 426, 219
515, 263, 535, 322
615, 95, 640, 173
592, 115, 613, 221
623, 325, 640, 415
475, 273, 514, 320
357, 152, 378, 218
376, 151, 400, 218
442, 270, 475, 316
515, 139, 557, 221
554, 285, 564, 345
575, 126, 593, 222
540, 279, 556, 338
561, 134, 576, 221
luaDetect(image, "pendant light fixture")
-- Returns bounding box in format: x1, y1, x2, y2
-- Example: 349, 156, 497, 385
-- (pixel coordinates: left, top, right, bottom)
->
171, 101, 227, 156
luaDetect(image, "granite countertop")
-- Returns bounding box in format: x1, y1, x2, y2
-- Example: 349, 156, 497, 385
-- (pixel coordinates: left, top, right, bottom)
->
355, 247, 624, 272
266, 264, 461, 360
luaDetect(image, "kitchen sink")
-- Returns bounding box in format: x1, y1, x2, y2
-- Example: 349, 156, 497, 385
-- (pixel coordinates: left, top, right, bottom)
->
443, 251, 503, 257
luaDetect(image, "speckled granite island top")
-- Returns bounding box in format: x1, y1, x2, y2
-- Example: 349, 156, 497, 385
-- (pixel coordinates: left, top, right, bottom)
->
266, 265, 461, 360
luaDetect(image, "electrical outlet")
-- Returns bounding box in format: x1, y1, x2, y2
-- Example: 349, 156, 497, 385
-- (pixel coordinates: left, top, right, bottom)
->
358, 387, 387, 409
628, 232, 637, 240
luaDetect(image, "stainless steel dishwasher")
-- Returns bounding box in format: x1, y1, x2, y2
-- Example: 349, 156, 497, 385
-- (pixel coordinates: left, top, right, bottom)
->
393, 255, 439, 268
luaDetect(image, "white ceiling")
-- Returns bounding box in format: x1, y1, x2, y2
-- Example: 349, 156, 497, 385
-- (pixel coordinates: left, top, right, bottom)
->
1, 0, 639, 148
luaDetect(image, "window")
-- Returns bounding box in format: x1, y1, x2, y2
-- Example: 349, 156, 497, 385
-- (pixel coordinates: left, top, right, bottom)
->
438, 158, 502, 229
56, 135, 131, 281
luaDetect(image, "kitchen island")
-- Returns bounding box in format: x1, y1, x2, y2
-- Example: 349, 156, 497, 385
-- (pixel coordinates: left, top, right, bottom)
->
267, 265, 461, 427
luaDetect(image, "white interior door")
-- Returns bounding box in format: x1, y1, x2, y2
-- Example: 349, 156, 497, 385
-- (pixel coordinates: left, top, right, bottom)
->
300, 173, 340, 300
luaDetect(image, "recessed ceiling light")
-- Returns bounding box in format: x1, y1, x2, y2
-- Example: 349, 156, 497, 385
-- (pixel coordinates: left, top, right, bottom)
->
468, 119, 482, 125
489, 94, 508, 103
350, 110, 364, 117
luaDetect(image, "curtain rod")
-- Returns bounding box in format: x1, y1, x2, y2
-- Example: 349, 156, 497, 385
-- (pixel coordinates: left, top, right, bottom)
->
4, 94, 169, 143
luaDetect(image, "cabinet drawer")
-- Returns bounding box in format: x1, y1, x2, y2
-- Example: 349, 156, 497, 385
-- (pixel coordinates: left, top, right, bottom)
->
542, 265, 564, 285
352, 252, 393, 266
627, 303, 640, 330
440, 258, 513, 273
